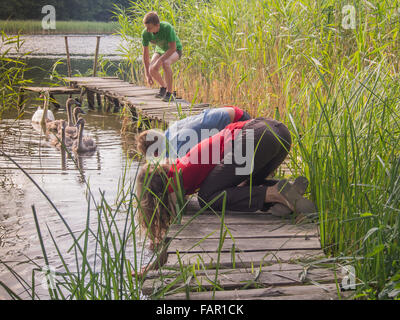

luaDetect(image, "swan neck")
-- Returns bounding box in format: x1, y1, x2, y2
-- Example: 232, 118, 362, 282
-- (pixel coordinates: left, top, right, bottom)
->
78, 123, 84, 148
67, 101, 73, 126
73, 109, 80, 125
41, 96, 49, 123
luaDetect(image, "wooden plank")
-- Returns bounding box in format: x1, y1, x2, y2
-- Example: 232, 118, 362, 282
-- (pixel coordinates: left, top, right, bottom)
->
75, 79, 126, 84
139, 106, 201, 113
167, 223, 318, 239
180, 213, 290, 225
82, 83, 133, 89
124, 96, 190, 105
123, 101, 194, 109
134, 104, 206, 111
127, 100, 191, 108
167, 237, 321, 254
163, 283, 342, 300
146, 262, 318, 279
165, 249, 324, 269
22, 86, 81, 94
113, 89, 159, 96
142, 267, 336, 295
63, 76, 120, 82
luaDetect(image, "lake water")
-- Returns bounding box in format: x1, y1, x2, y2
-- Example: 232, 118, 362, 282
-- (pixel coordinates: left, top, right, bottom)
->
0, 35, 151, 299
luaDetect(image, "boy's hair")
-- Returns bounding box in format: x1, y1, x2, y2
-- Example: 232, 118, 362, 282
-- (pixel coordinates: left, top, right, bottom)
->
143, 12, 160, 25
136, 129, 166, 157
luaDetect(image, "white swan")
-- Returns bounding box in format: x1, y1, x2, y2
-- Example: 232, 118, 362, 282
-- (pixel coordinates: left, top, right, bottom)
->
72, 118, 97, 154
31, 93, 55, 124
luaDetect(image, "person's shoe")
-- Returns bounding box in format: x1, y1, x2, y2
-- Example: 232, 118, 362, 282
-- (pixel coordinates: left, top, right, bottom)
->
155, 87, 167, 99
267, 176, 310, 218
162, 91, 176, 102
268, 203, 292, 218
292, 176, 309, 195
277, 179, 317, 214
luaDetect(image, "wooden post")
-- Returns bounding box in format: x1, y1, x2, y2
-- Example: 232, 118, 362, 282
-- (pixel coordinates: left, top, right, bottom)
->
93, 36, 101, 77
87, 90, 95, 110
96, 93, 102, 109
64, 36, 72, 78
79, 87, 86, 104
49, 94, 60, 109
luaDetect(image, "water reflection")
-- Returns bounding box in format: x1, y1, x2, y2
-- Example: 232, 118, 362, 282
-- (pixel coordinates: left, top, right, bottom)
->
0, 104, 145, 299
0, 34, 148, 298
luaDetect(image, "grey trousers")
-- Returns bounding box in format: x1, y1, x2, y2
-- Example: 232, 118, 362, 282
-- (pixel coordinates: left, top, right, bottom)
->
197, 118, 291, 211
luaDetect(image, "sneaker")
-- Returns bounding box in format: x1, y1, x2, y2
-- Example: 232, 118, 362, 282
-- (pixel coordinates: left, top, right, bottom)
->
267, 203, 292, 218
277, 179, 317, 214
162, 91, 176, 102
266, 177, 310, 218
155, 87, 167, 99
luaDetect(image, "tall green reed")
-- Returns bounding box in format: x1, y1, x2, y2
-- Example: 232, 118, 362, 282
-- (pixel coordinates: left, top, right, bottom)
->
0, 144, 235, 299
115, 0, 400, 298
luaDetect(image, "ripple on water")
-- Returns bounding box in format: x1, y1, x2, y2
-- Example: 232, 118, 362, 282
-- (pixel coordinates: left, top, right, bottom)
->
0, 110, 149, 299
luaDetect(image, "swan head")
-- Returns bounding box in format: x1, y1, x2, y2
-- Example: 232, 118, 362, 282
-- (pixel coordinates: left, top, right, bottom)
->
75, 117, 85, 128
66, 98, 81, 107
73, 107, 86, 117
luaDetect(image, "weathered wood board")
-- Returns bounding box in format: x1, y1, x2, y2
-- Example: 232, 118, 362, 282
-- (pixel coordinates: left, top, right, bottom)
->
141, 204, 347, 300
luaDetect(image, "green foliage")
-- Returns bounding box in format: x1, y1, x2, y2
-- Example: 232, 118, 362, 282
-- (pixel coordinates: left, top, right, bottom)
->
0, 31, 32, 118
114, 0, 400, 299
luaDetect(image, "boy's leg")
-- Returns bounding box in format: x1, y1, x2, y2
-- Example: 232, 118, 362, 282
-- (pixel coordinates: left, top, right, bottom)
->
161, 51, 180, 94
149, 53, 166, 88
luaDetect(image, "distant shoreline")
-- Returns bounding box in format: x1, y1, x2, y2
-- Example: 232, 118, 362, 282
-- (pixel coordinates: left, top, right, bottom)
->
0, 20, 118, 35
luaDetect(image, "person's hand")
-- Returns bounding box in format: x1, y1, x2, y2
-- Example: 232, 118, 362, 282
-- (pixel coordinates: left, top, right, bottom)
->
146, 74, 154, 85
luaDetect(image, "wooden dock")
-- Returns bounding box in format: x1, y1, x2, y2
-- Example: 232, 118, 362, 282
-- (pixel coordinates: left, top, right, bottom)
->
142, 198, 348, 300
19, 77, 209, 127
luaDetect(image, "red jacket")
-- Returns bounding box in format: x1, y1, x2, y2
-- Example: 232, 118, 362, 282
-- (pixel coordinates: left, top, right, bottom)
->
168, 120, 251, 195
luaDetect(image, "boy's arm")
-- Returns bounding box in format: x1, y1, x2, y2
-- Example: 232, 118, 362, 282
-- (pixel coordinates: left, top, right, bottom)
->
143, 46, 153, 85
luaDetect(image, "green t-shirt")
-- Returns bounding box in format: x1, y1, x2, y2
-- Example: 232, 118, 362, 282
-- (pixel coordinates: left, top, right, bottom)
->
142, 21, 182, 55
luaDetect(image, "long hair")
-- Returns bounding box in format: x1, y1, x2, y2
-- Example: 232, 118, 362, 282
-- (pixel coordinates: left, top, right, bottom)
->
136, 162, 175, 249
136, 129, 165, 158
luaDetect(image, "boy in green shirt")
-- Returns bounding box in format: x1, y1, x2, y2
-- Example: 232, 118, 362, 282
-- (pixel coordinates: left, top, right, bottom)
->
142, 12, 182, 102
